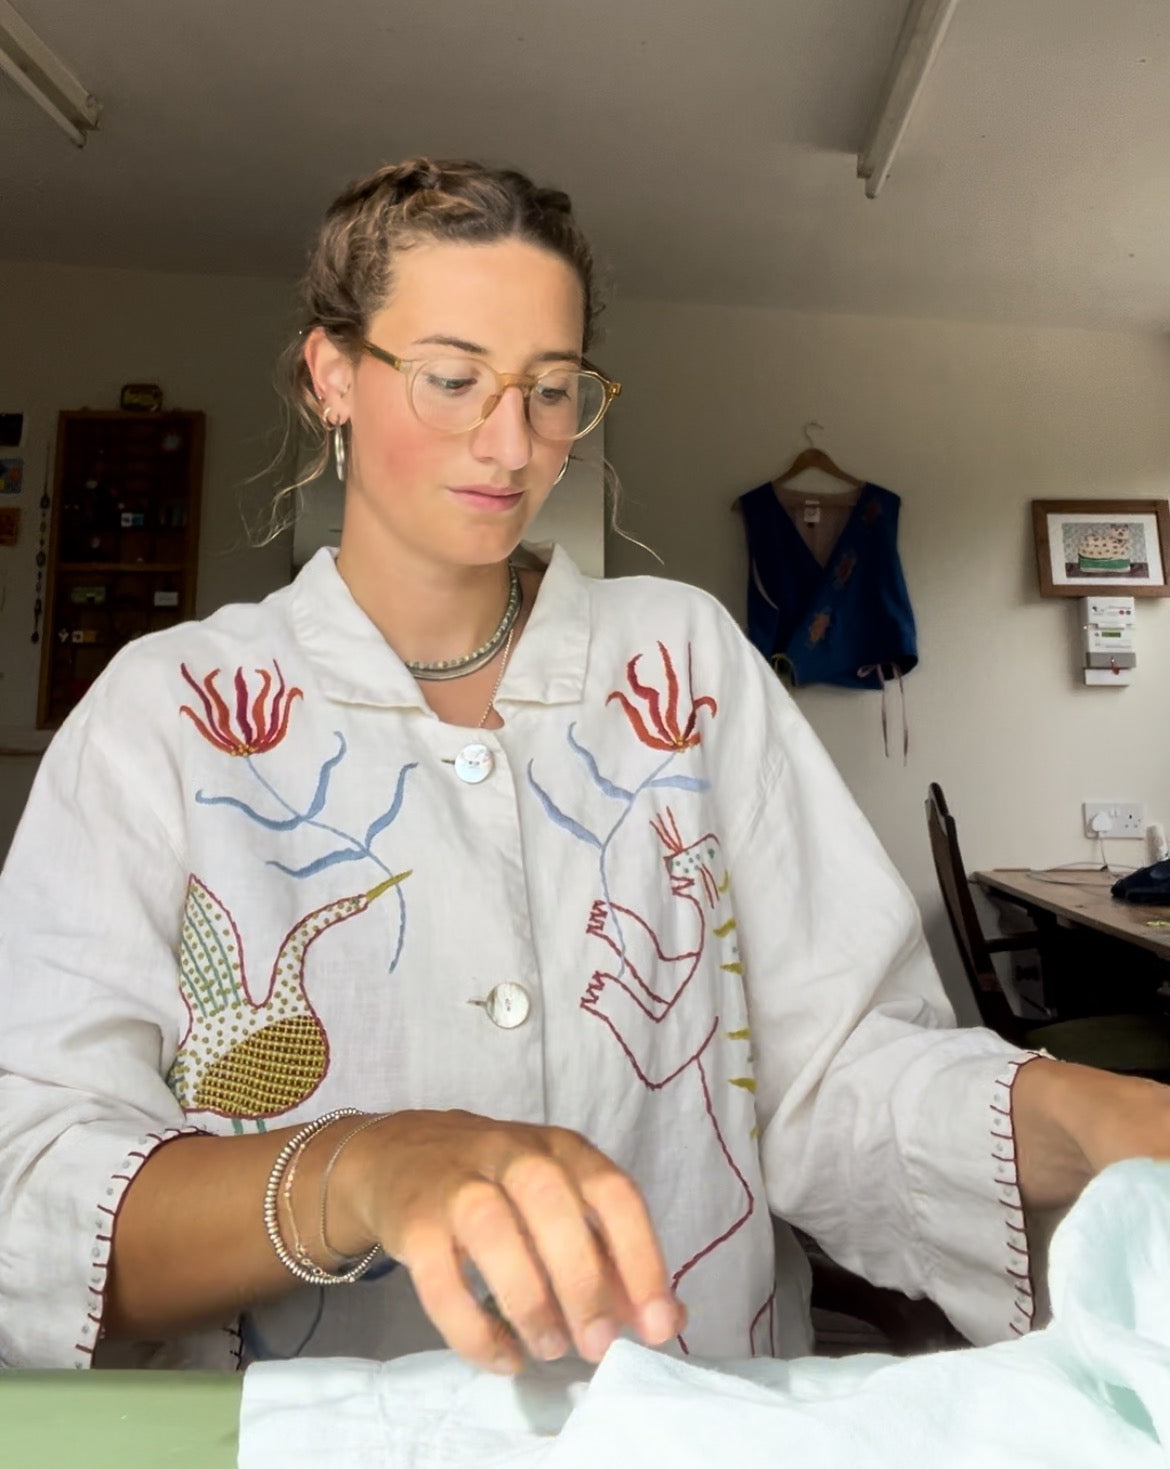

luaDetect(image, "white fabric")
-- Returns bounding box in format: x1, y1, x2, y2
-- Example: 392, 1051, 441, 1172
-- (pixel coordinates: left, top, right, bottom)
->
238, 1159, 1170, 1469
0, 545, 1026, 1369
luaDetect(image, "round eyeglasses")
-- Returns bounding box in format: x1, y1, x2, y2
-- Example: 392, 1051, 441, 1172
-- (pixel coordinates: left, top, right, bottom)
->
359, 339, 621, 441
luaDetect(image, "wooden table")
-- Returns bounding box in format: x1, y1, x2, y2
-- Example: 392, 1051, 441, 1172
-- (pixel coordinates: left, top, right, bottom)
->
973, 867, 1170, 960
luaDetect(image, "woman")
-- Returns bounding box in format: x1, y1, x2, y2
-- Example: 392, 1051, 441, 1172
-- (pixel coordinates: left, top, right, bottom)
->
0, 159, 1166, 1374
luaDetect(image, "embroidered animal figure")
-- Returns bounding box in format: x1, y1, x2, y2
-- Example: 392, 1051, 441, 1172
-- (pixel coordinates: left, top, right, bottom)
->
168, 871, 406, 1126
528, 647, 772, 1348
581, 811, 763, 1351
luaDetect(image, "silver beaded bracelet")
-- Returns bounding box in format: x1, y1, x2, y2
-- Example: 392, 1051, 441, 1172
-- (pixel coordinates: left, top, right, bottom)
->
262, 1108, 382, 1286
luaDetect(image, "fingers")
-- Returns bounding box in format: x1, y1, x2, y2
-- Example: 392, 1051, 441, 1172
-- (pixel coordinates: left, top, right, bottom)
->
370, 1114, 683, 1370
500, 1131, 685, 1358
450, 1175, 576, 1364
407, 1218, 525, 1375
570, 1150, 686, 1347
496, 1152, 623, 1362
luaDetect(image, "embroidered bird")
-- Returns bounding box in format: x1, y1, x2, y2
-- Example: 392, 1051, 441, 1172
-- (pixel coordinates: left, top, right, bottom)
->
167, 871, 407, 1125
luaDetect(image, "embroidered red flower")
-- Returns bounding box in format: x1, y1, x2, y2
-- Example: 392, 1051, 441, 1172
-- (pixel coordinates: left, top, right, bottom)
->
607, 642, 717, 751
180, 661, 303, 756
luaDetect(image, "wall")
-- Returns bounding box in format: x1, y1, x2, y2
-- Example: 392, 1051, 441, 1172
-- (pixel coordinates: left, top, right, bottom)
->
0, 260, 298, 857
599, 301, 1170, 1014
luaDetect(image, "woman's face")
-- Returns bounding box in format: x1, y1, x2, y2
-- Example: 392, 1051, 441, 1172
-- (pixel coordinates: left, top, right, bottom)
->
325, 237, 585, 571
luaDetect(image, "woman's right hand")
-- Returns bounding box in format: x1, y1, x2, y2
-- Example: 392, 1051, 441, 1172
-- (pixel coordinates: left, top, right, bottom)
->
325, 1109, 685, 1373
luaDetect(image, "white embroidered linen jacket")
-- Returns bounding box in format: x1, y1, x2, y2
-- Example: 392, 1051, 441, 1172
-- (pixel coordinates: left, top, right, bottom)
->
0, 547, 1033, 1369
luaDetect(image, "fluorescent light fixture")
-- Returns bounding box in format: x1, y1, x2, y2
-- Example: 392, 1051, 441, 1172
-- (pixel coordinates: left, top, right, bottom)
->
0, 0, 100, 147
858, 0, 961, 198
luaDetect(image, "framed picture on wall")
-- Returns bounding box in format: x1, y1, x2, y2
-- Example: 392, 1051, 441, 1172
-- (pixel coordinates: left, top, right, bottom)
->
1031, 499, 1170, 598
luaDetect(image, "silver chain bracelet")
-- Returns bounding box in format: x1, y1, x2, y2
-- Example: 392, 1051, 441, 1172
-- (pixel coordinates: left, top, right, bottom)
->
262, 1108, 382, 1286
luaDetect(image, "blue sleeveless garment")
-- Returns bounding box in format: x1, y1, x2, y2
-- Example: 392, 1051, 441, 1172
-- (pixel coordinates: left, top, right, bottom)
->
738, 481, 918, 690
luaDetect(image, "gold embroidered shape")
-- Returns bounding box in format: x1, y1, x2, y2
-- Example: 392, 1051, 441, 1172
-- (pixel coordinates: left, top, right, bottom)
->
168, 871, 407, 1121
193, 1014, 328, 1116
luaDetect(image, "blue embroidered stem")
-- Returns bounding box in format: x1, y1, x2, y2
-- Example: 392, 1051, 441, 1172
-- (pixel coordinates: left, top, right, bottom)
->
531, 727, 713, 985
195, 743, 414, 973
245, 759, 412, 971
596, 753, 677, 983
248, 758, 414, 975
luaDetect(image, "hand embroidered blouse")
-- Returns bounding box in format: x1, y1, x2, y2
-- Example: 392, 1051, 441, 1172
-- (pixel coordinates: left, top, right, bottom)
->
0, 546, 1033, 1369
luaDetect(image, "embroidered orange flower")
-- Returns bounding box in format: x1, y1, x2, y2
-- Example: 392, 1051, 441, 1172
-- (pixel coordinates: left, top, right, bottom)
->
833, 550, 857, 588
181, 661, 303, 756
607, 642, 717, 751
808, 610, 831, 645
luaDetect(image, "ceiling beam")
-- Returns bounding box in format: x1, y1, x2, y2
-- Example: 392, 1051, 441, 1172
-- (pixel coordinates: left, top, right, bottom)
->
0, 0, 101, 147
858, 0, 962, 199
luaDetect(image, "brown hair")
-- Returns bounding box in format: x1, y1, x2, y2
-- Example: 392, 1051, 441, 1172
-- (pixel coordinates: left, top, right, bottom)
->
275, 156, 602, 488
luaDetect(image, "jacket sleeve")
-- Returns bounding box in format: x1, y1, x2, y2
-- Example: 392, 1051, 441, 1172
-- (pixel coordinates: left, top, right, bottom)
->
723, 659, 1035, 1345
0, 697, 202, 1367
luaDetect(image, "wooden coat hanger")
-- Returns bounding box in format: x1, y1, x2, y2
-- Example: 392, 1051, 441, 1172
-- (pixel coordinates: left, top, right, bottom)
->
773, 422, 864, 492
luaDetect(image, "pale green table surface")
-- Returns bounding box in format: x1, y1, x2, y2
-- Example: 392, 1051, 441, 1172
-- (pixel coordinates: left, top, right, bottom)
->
1, 1370, 242, 1469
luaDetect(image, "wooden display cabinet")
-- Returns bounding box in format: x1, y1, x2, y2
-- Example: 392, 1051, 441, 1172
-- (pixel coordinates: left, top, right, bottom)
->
37, 410, 205, 728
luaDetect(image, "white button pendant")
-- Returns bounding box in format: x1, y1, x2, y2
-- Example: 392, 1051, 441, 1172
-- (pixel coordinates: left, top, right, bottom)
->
454, 742, 494, 784
482, 982, 531, 1030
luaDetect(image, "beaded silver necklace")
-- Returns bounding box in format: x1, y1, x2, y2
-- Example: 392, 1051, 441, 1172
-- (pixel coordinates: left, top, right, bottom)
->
405, 564, 522, 682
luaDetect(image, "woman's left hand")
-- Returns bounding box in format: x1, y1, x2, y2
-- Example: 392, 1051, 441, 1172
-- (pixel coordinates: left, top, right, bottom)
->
1011, 1058, 1170, 1211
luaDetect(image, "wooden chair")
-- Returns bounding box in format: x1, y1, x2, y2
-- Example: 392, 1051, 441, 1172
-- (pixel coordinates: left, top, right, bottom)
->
926, 782, 1170, 1079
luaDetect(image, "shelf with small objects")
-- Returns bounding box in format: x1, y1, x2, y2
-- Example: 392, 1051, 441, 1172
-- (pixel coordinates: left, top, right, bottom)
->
37, 409, 205, 728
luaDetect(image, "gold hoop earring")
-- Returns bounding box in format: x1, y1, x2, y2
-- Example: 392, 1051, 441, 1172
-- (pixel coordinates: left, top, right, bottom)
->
324, 409, 347, 484
553, 456, 571, 486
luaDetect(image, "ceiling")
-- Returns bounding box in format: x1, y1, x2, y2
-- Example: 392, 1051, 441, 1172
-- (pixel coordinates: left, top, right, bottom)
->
3, 0, 1169, 331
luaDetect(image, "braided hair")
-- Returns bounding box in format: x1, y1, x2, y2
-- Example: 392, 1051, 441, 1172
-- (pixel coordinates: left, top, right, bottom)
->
277, 158, 601, 486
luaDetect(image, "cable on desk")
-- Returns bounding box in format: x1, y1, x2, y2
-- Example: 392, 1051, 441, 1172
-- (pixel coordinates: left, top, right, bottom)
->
1025, 838, 1136, 885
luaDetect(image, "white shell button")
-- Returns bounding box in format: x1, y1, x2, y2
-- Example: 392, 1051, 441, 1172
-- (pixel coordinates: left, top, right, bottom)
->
454, 742, 495, 784
483, 982, 531, 1029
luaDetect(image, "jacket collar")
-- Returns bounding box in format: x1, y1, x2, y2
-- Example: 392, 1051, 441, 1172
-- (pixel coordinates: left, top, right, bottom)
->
286, 544, 591, 712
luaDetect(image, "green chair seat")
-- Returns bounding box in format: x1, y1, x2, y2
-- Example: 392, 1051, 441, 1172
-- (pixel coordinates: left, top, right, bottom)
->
1022, 1011, 1170, 1078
